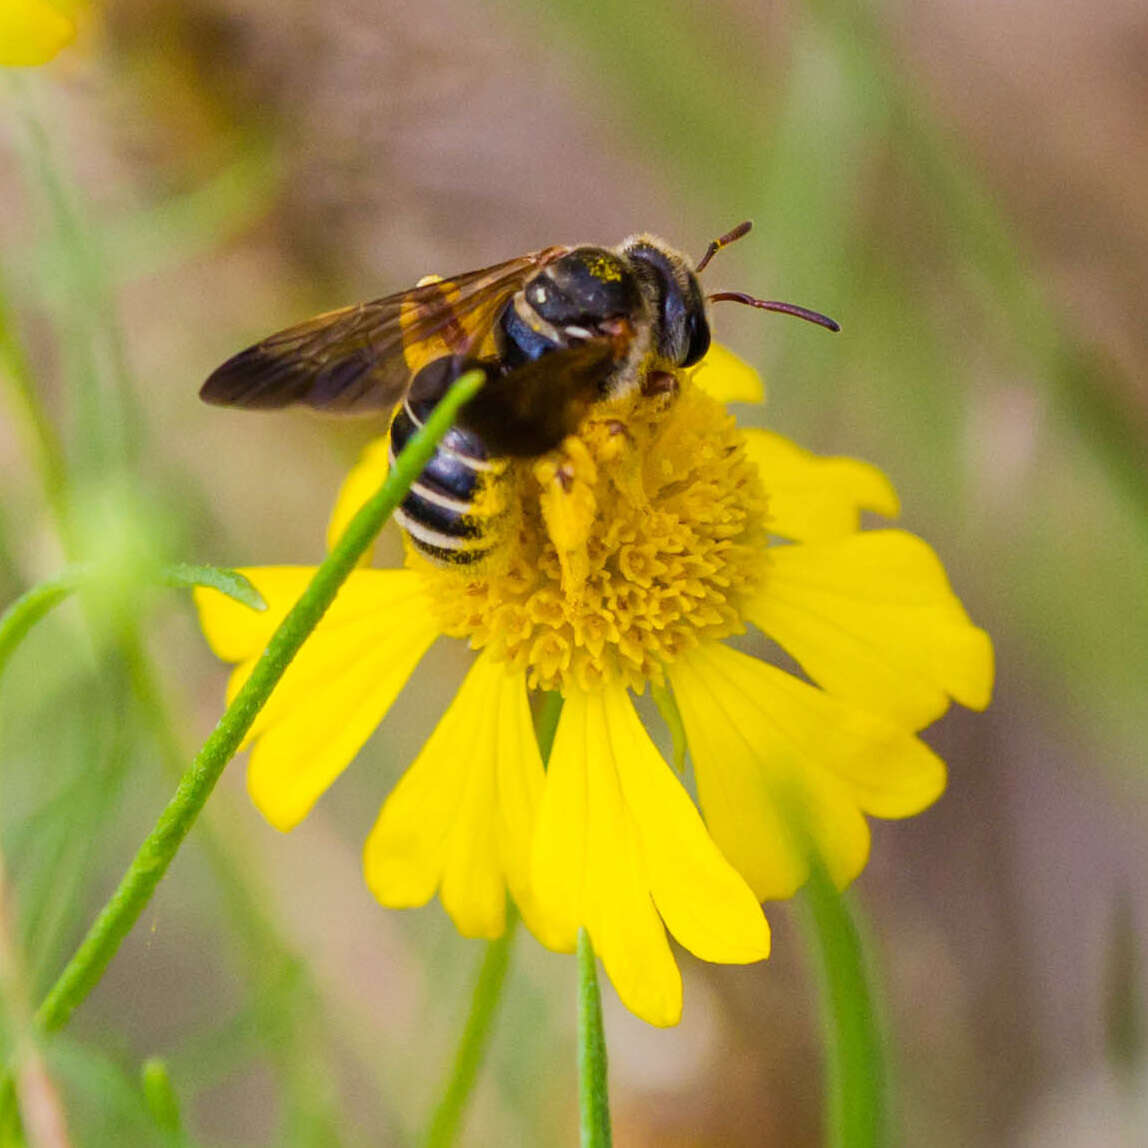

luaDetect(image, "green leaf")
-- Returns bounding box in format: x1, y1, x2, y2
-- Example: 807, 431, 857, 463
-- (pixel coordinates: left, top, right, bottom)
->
163, 563, 267, 611
0, 562, 268, 688
0, 566, 90, 682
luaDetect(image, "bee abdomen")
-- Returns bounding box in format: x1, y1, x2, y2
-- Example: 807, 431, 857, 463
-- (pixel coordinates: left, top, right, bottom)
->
389, 357, 501, 565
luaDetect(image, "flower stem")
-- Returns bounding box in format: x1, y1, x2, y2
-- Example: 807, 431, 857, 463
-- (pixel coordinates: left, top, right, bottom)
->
141, 1058, 188, 1145
577, 929, 612, 1148
32, 368, 486, 1034
0, 289, 71, 538
422, 911, 520, 1148
800, 860, 888, 1148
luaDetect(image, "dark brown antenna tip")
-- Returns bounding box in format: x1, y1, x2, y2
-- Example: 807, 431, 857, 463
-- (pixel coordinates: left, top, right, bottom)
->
708, 291, 840, 333
695, 220, 754, 273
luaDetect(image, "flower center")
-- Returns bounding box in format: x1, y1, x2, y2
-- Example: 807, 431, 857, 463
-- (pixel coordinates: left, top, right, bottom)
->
411, 374, 769, 692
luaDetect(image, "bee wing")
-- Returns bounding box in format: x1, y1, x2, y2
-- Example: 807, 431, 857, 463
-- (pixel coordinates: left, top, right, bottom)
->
199, 248, 570, 414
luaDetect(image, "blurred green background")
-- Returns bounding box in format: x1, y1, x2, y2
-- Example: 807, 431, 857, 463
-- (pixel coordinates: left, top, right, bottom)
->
2, 0, 1147, 1143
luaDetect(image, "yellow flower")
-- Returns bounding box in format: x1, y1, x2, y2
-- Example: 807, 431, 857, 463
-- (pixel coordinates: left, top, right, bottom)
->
0, 0, 77, 67
196, 344, 993, 1027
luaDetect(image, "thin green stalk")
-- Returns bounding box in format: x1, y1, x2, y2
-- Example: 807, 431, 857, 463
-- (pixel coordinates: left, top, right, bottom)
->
577, 929, 611, 1148
801, 861, 887, 1148
120, 629, 350, 1144
141, 1058, 189, 1146
806, 0, 1148, 520
0, 289, 71, 537
32, 369, 485, 1034
6, 73, 140, 467
422, 913, 520, 1148
0, 567, 90, 680
1, 122, 358, 1134
2, 137, 362, 1137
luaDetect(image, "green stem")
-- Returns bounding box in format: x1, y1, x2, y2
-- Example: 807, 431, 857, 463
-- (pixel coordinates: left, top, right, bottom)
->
122, 630, 348, 1140
801, 861, 887, 1148
140, 1058, 188, 1145
6, 74, 140, 466
0, 290, 72, 537
422, 912, 520, 1148
33, 369, 485, 1034
577, 929, 611, 1148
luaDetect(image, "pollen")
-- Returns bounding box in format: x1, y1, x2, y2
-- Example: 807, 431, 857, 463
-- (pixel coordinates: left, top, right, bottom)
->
413, 376, 770, 692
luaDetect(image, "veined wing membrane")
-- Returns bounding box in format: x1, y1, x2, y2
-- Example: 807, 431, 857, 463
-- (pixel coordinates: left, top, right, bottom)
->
199, 248, 569, 414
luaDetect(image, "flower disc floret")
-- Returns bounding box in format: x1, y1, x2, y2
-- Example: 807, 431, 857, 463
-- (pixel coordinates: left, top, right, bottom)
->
418, 378, 770, 693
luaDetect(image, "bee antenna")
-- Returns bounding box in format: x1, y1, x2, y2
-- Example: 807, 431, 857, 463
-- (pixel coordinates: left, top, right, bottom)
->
695, 220, 753, 273
707, 291, 840, 333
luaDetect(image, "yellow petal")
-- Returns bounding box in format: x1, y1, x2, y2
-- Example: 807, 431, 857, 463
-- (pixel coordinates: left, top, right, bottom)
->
493, 669, 550, 935
326, 437, 391, 556
599, 686, 770, 965
532, 686, 769, 1027
533, 692, 680, 1025
0, 0, 75, 67
749, 530, 994, 729
197, 569, 432, 734
529, 699, 588, 955
671, 643, 947, 900
591, 842, 682, 1029
742, 428, 900, 541
688, 344, 765, 404
196, 568, 439, 831
364, 651, 545, 940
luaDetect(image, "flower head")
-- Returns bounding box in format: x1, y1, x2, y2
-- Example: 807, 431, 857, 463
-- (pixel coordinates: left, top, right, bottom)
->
422, 365, 769, 693
196, 344, 993, 1026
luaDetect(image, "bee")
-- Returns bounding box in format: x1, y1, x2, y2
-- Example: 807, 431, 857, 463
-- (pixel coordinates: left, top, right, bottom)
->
201, 221, 838, 565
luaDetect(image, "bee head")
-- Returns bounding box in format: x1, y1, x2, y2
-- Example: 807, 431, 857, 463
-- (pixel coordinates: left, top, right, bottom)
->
619, 236, 711, 368
524, 247, 645, 337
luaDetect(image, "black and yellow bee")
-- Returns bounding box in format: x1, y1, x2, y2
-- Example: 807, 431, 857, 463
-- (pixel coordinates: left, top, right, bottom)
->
201, 222, 837, 565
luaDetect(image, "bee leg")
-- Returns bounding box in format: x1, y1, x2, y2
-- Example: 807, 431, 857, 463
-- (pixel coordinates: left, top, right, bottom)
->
640, 369, 679, 398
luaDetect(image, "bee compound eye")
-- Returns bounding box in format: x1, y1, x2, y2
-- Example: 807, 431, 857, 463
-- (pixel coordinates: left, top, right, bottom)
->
682, 310, 711, 367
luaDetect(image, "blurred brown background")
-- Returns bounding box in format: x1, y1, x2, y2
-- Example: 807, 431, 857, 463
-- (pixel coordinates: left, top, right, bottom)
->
2, 0, 1147, 1144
